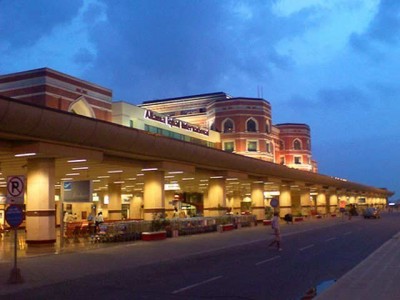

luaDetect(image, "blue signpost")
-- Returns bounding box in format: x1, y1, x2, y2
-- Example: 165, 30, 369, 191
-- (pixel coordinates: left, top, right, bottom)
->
5, 205, 24, 284
270, 197, 279, 208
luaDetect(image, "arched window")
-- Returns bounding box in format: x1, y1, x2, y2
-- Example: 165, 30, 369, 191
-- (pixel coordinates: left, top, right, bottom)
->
293, 139, 302, 150
210, 121, 216, 131
246, 118, 257, 132
222, 119, 234, 133
68, 96, 95, 118
266, 142, 271, 153
266, 120, 271, 134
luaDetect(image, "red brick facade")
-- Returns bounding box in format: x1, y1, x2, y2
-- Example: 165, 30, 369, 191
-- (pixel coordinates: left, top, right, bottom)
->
140, 93, 318, 172
0, 68, 112, 121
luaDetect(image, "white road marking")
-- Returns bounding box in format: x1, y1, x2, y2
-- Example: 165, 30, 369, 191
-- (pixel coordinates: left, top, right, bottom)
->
255, 255, 281, 266
325, 237, 337, 242
172, 275, 223, 294
299, 244, 315, 251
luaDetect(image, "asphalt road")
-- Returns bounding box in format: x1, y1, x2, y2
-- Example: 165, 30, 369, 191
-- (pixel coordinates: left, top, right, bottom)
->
2, 214, 400, 300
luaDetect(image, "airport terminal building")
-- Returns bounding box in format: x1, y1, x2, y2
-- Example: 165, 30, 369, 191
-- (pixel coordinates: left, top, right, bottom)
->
0, 68, 392, 245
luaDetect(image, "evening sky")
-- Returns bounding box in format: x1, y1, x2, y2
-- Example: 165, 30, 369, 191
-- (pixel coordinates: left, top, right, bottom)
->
1, 0, 398, 198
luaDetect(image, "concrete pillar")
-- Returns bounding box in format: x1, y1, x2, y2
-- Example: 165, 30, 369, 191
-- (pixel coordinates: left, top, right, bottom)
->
130, 194, 143, 219
108, 182, 122, 220
251, 182, 264, 221
290, 189, 301, 216
143, 171, 165, 221
316, 191, 327, 214
279, 186, 292, 216
300, 189, 311, 216
26, 158, 56, 244
204, 178, 226, 217
329, 193, 338, 213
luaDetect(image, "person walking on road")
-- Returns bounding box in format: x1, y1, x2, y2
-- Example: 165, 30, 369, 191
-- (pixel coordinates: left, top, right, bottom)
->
268, 212, 282, 251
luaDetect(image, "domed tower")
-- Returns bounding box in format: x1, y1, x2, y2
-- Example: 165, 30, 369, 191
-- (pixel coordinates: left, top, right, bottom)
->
275, 123, 316, 172
210, 97, 275, 162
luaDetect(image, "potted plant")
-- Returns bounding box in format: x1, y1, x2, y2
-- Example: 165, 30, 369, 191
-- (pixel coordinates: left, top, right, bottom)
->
217, 216, 235, 232
293, 212, 304, 222
142, 213, 168, 241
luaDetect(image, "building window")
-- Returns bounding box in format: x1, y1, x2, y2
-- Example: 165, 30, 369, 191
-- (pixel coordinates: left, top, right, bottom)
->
246, 119, 257, 132
223, 119, 234, 133
210, 121, 216, 130
247, 141, 257, 152
266, 142, 271, 153
293, 139, 302, 150
266, 120, 271, 134
279, 140, 284, 150
224, 141, 235, 153
294, 156, 302, 164
280, 156, 285, 165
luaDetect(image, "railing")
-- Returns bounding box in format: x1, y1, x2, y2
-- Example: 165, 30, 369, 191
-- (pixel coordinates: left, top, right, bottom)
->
80, 215, 257, 243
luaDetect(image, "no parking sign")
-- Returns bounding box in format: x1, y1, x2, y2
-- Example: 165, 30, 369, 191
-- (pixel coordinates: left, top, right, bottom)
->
6, 176, 25, 205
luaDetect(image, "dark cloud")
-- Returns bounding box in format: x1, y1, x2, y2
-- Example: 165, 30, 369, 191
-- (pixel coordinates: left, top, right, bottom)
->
285, 86, 367, 112
0, 0, 83, 48
85, 0, 230, 101
350, 0, 400, 55
317, 87, 367, 109
83, 0, 311, 102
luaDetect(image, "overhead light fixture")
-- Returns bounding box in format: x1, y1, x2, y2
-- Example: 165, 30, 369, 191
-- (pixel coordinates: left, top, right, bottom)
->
68, 159, 87, 163
136, 173, 144, 176
168, 171, 183, 174
72, 167, 89, 170
182, 177, 194, 181
66, 173, 80, 176
210, 176, 224, 179
15, 152, 36, 157
98, 175, 110, 179
141, 168, 158, 172
61, 178, 73, 181
107, 170, 123, 174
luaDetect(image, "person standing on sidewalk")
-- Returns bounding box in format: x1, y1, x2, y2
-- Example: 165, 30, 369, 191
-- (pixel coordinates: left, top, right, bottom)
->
268, 212, 282, 251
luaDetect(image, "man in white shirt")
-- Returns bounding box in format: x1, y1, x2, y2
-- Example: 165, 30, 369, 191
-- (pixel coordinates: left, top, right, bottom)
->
268, 212, 282, 251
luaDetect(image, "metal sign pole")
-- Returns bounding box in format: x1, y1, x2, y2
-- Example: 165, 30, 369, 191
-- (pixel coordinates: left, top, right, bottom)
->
7, 226, 23, 284
60, 182, 64, 248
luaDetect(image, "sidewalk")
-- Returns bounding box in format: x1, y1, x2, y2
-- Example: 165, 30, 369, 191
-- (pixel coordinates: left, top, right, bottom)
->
316, 228, 400, 299
0, 214, 399, 299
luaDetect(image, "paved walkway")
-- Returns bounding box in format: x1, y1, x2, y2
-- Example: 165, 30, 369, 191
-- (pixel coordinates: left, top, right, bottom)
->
0, 214, 399, 299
